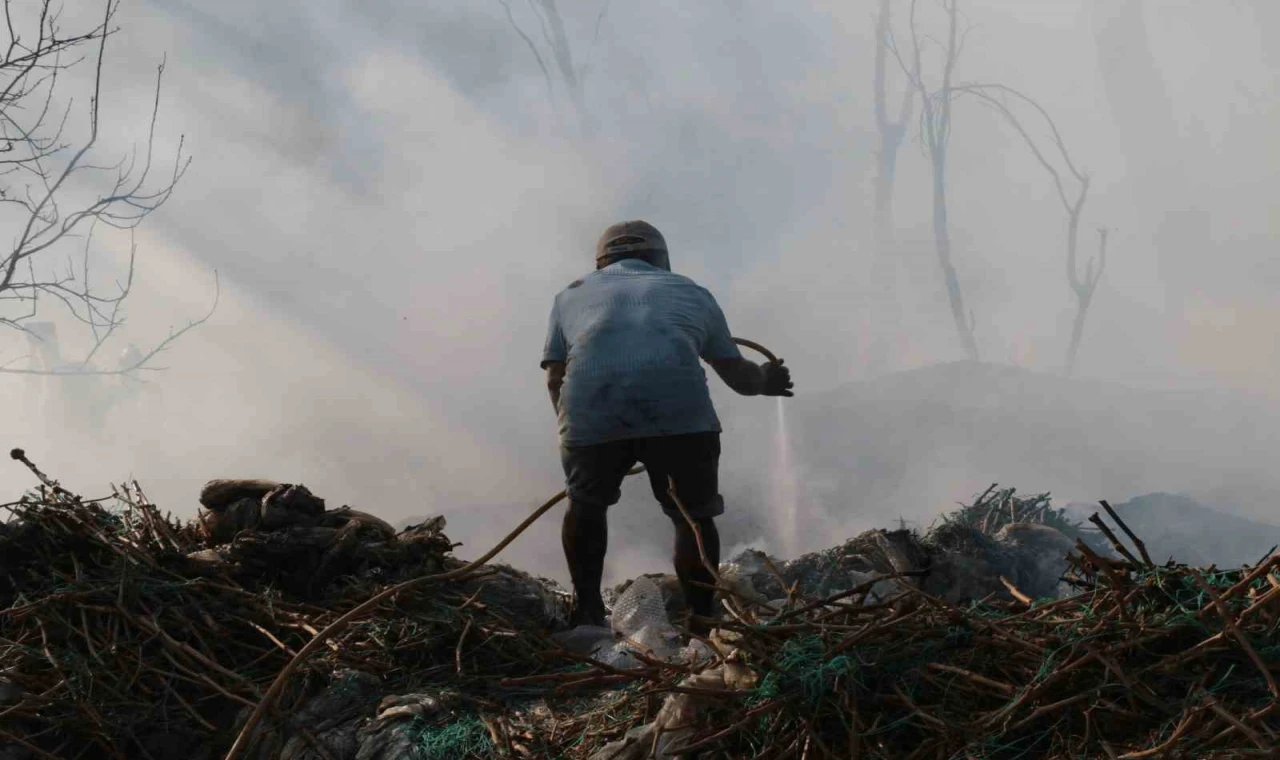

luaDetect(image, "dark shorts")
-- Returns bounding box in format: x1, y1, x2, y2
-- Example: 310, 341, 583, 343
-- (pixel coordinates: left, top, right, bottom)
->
560, 432, 724, 520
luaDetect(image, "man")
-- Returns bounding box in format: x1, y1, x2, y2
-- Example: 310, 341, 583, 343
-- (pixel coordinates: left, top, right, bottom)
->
541, 220, 793, 632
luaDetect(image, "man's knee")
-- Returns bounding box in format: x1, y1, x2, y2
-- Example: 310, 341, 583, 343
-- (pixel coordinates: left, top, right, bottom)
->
671, 514, 716, 533
561, 441, 633, 509
660, 489, 725, 521
565, 499, 608, 525
671, 516, 720, 568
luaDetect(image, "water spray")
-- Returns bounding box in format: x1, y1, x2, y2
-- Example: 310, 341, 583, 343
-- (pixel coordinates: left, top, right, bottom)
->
732, 337, 800, 560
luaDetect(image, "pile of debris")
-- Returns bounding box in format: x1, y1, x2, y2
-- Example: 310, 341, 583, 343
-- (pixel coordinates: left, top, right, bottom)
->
609, 484, 1094, 621
2, 451, 1278, 759
0, 454, 570, 759
518, 513, 1280, 759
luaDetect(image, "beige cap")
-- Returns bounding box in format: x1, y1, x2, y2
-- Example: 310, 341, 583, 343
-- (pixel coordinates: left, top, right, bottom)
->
595, 220, 668, 263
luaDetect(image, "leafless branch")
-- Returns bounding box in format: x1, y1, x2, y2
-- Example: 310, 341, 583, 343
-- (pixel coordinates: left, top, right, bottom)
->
1064, 228, 1109, 377
873, 0, 917, 245
526, 0, 555, 56
496, 0, 555, 109
0, 0, 209, 378
493, 0, 601, 135
0, 271, 218, 377
947, 81, 1106, 375
578, 0, 612, 83
896, 0, 979, 361
950, 82, 1085, 208
537, 1, 587, 129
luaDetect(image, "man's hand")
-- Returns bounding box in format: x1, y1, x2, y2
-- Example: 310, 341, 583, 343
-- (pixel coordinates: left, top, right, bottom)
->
761, 359, 794, 397
709, 356, 794, 397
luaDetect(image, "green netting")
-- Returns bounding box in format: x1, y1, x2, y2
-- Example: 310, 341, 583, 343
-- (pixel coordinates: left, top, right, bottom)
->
753, 635, 859, 706
411, 714, 493, 760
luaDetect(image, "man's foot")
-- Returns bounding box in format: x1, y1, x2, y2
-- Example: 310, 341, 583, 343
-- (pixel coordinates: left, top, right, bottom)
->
685, 611, 716, 639
568, 601, 607, 628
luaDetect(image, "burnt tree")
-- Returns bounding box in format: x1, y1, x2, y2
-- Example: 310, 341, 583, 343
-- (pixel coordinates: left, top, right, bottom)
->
495, 0, 612, 136
893, 0, 979, 361
950, 83, 1109, 376
872, 0, 915, 256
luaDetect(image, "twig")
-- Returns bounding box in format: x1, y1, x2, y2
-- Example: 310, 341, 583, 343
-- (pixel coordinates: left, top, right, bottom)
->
1098, 500, 1153, 566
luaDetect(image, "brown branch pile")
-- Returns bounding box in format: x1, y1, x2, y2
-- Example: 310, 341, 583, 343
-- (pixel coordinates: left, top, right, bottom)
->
511, 512, 1280, 759
0, 461, 568, 760
3, 454, 1277, 759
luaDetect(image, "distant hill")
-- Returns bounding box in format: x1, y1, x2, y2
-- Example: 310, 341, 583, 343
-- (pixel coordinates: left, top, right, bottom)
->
1106, 492, 1280, 568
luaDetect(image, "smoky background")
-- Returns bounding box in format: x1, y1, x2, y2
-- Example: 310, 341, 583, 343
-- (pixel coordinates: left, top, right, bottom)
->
3, 0, 1278, 584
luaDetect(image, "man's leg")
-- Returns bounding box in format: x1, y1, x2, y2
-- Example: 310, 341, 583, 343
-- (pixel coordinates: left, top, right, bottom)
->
563, 500, 609, 626
560, 440, 634, 627
671, 514, 720, 635
642, 433, 726, 635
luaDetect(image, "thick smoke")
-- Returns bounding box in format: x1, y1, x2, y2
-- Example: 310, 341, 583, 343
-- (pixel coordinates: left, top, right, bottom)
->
4, 1, 1278, 581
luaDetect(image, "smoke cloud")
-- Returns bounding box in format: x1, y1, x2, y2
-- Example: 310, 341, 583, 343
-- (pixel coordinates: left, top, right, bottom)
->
4, 0, 1278, 581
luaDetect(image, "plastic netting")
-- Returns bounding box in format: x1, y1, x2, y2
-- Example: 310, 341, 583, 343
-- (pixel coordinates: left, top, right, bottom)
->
609, 575, 670, 636
411, 714, 492, 760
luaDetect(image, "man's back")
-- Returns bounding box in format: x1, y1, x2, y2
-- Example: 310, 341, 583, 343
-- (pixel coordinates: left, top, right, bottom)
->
542, 259, 741, 447
544, 220, 792, 631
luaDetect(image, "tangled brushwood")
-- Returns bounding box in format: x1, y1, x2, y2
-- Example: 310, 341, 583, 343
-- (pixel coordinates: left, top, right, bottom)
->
534, 538, 1280, 759
0, 452, 571, 759
1, 449, 1278, 759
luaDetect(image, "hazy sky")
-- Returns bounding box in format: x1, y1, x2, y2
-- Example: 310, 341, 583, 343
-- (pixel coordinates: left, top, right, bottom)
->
4, 1, 1277, 579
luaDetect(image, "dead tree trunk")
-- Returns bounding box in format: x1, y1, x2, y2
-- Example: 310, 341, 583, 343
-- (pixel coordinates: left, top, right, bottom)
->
496, 0, 608, 137
903, 0, 979, 361
873, 0, 914, 254
538, 0, 589, 132
928, 149, 978, 362
865, 0, 918, 373
1065, 228, 1107, 377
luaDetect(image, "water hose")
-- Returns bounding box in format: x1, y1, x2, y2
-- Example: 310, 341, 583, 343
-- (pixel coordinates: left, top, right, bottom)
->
226, 337, 781, 758
732, 336, 780, 364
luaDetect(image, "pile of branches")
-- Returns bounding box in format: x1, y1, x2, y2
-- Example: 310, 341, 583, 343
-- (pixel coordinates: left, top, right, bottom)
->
0, 451, 565, 759
4, 450, 1278, 759
937, 483, 1095, 540
509, 507, 1280, 759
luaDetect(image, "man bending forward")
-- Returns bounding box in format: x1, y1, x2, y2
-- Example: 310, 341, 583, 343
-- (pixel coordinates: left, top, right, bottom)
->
541, 220, 793, 632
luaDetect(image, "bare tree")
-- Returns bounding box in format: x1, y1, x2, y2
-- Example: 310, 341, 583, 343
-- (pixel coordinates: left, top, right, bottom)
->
0, 0, 213, 378
859, 0, 920, 374
949, 83, 1107, 376
495, 0, 612, 135
1065, 227, 1107, 376
872, 0, 915, 254
891, 0, 979, 361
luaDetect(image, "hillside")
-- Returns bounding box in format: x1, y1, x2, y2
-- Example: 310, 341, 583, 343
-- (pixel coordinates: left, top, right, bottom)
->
1107, 492, 1280, 568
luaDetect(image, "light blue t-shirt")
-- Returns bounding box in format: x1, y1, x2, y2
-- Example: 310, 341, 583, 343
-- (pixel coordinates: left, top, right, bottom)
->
542, 259, 743, 447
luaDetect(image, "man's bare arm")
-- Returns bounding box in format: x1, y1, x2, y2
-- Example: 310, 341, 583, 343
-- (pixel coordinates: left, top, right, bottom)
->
708, 357, 765, 396
545, 361, 566, 411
